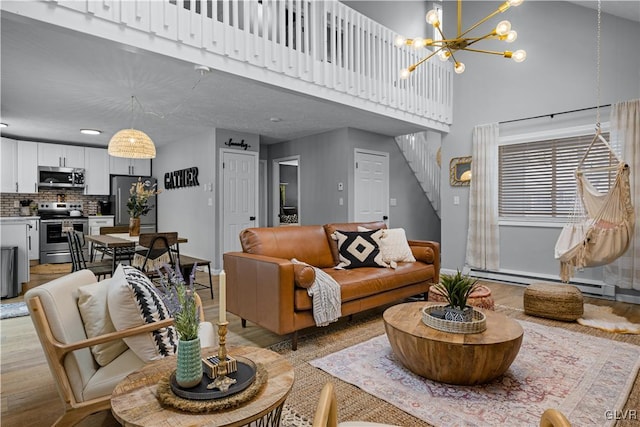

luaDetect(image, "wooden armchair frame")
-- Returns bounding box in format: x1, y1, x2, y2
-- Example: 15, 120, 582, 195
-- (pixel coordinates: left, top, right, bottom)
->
27, 290, 205, 426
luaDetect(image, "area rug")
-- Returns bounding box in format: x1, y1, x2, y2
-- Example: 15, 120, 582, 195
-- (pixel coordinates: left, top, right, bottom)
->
0, 302, 29, 320
578, 304, 640, 334
271, 304, 640, 427
309, 320, 640, 427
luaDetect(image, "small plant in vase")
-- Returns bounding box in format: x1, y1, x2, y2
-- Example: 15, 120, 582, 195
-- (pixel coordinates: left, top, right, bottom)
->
157, 264, 202, 388
432, 270, 479, 322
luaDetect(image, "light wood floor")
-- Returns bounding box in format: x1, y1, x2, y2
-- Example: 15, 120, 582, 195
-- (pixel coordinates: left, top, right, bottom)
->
1, 266, 638, 426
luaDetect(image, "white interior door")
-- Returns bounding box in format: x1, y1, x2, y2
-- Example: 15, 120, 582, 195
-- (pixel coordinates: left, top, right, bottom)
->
354, 149, 389, 224
222, 150, 257, 255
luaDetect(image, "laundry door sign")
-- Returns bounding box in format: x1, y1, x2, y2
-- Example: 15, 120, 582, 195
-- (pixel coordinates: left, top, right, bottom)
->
165, 167, 200, 189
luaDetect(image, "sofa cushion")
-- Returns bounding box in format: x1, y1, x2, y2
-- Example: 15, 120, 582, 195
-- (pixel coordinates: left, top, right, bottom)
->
324, 222, 387, 265
333, 229, 389, 269
294, 263, 316, 288
293, 262, 435, 310
240, 225, 335, 268
77, 280, 128, 366
82, 348, 145, 401
359, 226, 416, 265
108, 265, 178, 363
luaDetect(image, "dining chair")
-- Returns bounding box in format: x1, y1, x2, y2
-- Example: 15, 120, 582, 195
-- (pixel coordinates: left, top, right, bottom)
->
132, 232, 178, 279
67, 230, 113, 280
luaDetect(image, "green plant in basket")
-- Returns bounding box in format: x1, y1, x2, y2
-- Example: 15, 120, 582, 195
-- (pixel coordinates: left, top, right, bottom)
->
433, 270, 479, 311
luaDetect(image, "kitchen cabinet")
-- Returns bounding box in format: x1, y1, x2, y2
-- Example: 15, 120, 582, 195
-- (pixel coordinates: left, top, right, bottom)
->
38, 142, 85, 168
88, 216, 114, 235
109, 156, 151, 177
1, 138, 38, 193
27, 218, 40, 260
0, 218, 30, 289
84, 147, 110, 195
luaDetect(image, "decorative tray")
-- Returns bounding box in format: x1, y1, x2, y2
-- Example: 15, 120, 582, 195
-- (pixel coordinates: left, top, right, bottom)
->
421, 304, 487, 334
169, 356, 257, 400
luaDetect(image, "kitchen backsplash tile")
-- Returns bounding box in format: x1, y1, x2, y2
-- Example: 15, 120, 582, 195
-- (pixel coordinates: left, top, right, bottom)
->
1, 190, 110, 217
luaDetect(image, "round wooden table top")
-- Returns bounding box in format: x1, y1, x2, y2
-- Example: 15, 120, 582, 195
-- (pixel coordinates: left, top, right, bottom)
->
383, 302, 524, 385
111, 346, 294, 427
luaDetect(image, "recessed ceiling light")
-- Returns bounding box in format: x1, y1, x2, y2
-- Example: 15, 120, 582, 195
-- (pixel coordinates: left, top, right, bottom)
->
80, 129, 102, 135
269, 117, 282, 122
0, 123, 8, 128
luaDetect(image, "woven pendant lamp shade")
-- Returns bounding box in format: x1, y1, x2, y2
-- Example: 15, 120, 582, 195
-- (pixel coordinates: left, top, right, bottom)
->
108, 128, 156, 159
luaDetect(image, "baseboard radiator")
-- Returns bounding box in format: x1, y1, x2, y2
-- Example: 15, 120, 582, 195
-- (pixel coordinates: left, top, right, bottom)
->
442, 267, 616, 299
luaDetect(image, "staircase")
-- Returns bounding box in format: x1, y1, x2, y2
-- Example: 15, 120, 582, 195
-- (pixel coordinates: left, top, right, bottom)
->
395, 132, 441, 217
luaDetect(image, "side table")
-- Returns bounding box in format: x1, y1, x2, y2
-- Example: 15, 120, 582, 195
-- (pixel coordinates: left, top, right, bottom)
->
111, 346, 294, 427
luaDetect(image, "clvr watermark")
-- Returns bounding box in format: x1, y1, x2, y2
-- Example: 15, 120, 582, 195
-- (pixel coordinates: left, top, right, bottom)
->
605, 409, 637, 421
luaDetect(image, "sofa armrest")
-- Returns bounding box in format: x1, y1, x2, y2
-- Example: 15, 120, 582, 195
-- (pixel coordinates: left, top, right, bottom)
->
223, 252, 297, 335
408, 240, 440, 284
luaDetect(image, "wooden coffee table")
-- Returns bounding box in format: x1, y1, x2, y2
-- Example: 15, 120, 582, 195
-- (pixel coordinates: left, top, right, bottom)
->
111, 346, 294, 427
383, 302, 523, 385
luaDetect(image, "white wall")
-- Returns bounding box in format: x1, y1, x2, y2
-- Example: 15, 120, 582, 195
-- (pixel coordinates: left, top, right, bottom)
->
439, 1, 640, 287
154, 129, 216, 264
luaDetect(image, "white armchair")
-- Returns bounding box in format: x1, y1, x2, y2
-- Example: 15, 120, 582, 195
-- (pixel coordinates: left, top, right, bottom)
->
25, 269, 215, 426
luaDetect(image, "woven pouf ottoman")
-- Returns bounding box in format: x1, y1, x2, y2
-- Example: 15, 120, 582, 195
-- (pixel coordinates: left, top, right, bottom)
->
523, 283, 584, 321
428, 284, 495, 310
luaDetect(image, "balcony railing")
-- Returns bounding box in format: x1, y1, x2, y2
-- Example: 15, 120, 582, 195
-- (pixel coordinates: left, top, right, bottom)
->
31, 0, 453, 128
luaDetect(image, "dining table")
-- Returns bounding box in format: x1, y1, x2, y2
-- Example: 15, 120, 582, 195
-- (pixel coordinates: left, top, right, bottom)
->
84, 233, 188, 274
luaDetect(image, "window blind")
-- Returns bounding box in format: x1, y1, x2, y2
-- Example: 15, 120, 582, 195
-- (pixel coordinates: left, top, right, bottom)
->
499, 133, 615, 218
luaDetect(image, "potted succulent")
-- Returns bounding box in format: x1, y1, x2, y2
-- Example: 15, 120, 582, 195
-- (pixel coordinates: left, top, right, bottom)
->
432, 270, 479, 322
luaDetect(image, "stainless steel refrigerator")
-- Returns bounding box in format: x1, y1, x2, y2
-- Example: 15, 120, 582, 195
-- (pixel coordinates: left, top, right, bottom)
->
110, 175, 157, 234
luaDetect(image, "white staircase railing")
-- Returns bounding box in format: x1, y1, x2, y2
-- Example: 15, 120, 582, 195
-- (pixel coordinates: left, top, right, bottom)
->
395, 132, 441, 217
7, 0, 453, 130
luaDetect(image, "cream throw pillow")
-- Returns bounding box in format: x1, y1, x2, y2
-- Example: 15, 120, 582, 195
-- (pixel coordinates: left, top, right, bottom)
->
77, 280, 128, 366
358, 226, 416, 267
107, 265, 178, 363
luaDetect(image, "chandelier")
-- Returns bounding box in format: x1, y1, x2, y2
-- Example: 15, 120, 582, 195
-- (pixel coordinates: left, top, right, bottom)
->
397, 0, 526, 77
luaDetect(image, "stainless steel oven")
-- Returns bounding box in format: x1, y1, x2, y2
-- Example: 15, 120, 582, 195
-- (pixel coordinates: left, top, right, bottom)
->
38, 202, 88, 264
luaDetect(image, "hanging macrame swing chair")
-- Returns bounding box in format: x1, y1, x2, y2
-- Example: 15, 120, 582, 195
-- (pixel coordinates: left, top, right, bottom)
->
554, 0, 635, 283
554, 131, 635, 282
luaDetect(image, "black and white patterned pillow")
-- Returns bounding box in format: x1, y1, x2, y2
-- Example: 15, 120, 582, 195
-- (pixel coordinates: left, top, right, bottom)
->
108, 265, 178, 362
332, 229, 389, 269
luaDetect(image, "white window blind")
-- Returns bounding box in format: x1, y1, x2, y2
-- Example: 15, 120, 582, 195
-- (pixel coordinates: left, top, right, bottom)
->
499, 132, 615, 218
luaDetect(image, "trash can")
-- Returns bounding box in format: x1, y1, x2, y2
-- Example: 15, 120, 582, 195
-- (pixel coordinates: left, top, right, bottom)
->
1, 246, 18, 298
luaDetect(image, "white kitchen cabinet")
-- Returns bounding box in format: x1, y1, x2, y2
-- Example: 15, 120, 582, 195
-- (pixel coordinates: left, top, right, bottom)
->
88, 216, 114, 235
38, 142, 85, 168
84, 147, 110, 195
109, 156, 151, 177
27, 218, 39, 260
1, 138, 38, 193
0, 218, 30, 290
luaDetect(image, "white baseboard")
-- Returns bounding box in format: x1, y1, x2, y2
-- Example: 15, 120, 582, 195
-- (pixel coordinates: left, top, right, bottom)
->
441, 267, 616, 299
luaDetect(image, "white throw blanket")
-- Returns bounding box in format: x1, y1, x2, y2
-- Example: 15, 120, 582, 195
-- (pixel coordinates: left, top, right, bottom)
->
292, 259, 342, 327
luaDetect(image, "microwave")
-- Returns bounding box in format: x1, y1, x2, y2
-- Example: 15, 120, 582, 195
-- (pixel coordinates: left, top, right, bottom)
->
38, 166, 86, 189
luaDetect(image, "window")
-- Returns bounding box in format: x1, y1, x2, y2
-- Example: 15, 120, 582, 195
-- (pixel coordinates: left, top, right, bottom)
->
499, 132, 616, 219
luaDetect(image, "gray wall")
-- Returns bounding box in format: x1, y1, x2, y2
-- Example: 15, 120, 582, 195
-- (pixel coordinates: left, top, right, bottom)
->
439, 1, 640, 283
267, 127, 441, 242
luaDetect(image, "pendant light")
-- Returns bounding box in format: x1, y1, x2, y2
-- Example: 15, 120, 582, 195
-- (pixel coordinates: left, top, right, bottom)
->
108, 96, 156, 159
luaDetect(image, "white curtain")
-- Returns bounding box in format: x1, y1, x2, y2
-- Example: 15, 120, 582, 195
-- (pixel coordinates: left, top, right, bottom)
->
465, 123, 500, 270
604, 99, 640, 290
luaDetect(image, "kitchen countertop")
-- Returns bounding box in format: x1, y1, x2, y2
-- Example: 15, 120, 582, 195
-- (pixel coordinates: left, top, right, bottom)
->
88, 215, 114, 218
0, 216, 40, 222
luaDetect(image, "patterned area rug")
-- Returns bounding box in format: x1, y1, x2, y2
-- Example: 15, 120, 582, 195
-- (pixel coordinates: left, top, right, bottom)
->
271, 304, 640, 427
0, 302, 29, 320
309, 319, 640, 427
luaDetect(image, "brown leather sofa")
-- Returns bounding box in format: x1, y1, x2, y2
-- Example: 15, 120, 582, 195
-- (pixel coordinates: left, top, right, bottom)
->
223, 222, 440, 350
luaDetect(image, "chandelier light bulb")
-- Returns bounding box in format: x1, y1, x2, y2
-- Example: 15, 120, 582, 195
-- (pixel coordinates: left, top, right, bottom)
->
400, 68, 411, 79
512, 49, 527, 62
413, 38, 425, 49
438, 50, 451, 62
426, 10, 440, 26
454, 62, 466, 74
495, 20, 512, 36
395, 35, 407, 47
508, 0, 524, 6
504, 30, 518, 43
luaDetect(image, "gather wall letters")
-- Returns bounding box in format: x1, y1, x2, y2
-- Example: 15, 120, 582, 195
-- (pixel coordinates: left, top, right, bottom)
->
164, 167, 199, 190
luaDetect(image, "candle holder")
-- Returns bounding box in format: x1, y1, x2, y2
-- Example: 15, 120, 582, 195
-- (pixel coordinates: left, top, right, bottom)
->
206, 321, 237, 392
